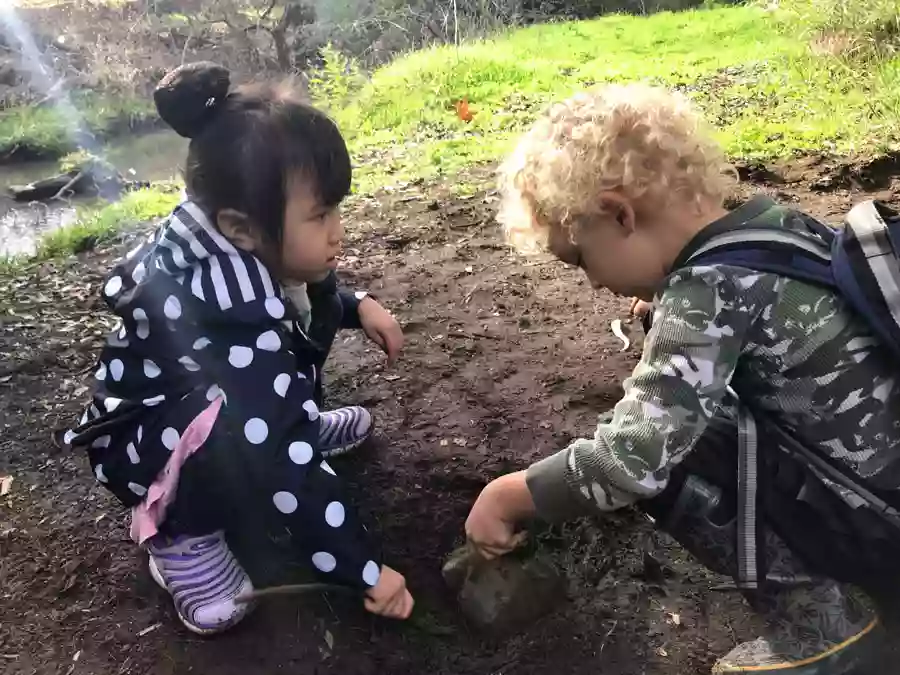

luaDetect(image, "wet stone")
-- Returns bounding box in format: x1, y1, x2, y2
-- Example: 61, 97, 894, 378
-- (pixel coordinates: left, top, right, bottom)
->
442, 545, 566, 636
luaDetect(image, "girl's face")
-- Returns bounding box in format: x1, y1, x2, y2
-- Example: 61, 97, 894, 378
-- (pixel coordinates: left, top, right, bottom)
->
279, 178, 344, 283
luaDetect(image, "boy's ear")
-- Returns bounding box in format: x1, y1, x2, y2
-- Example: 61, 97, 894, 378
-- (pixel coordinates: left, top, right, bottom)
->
217, 209, 260, 253
598, 191, 637, 234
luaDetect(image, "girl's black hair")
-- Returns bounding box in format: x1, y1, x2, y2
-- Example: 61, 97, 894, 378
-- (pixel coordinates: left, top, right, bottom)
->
153, 62, 351, 246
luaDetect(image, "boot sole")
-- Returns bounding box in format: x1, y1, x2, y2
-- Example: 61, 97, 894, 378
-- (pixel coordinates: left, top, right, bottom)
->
712, 617, 883, 674
148, 556, 253, 636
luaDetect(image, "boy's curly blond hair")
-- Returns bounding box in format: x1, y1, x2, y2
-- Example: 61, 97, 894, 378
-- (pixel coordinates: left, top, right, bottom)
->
497, 83, 735, 254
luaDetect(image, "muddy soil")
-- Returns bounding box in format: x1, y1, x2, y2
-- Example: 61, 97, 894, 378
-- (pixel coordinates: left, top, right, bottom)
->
2, 163, 899, 675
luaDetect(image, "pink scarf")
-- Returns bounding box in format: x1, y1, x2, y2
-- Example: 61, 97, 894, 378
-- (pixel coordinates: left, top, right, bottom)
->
129, 396, 224, 545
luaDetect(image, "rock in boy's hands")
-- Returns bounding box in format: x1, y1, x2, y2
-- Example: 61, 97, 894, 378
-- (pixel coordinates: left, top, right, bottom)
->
359, 297, 404, 365
364, 565, 414, 619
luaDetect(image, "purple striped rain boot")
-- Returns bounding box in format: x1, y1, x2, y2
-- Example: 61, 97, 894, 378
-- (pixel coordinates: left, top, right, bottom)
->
318, 406, 373, 458
147, 530, 254, 635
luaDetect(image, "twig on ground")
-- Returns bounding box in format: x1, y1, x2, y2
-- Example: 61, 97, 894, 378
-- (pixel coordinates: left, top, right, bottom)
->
599, 619, 619, 654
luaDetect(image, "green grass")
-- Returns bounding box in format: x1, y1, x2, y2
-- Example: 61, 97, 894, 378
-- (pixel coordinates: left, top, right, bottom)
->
328, 5, 900, 192
32, 186, 179, 260
0, 93, 157, 162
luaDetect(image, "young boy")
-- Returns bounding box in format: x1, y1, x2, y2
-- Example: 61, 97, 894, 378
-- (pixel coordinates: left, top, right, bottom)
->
464, 83, 900, 674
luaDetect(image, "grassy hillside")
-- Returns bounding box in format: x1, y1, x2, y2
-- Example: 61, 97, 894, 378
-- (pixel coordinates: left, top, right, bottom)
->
329, 5, 900, 191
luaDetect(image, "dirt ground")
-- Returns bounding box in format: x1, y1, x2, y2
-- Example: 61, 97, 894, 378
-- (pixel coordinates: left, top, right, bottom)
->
3, 159, 900, 675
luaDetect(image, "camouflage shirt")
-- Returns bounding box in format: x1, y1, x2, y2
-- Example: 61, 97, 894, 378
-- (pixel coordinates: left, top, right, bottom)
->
526, 197, 900, 521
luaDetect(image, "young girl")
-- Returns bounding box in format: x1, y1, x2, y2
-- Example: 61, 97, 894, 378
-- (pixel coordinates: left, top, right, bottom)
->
68, 62, 413, 634
464, 84, 900, 674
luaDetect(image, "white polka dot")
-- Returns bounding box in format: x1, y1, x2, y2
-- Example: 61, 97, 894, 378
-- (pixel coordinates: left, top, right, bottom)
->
104, 276, 123, 297
143, 359, 161, 378
104, 397, 122, 412
107, 329, 128, 348
256, 330, 281, 351
133, 308, 149, 340
179, 356, 201, 372
228, 346, 253, 368
312, 552, 337, 573
161, 427, 180, 451
206, 384, 224, 402
265, 297, 285, 319
354, 291, 368, 301
163, 295, 182, 320
273, 491, 298, 514
137, 425, 143, 443
117, 325, 127, 341
63, 429, 76, 445
193, 337, 211, 350
95, 464, 108, 483
143, 395, 165, 406
362, 561, 381, 587
128, 482, 147, 497
303, 400, 319, 421
325, 502, 345, 528
320, 460, 336, 476
274, 373, 291, 398
244, 418, 268, 444
109, 359, 124, 382
297, 371, 307, 380
289, 441, 313, 465
132, 262, 146, 284
95, 363, 107, 381
126, 442, 140, 464
92, 435, 111, 449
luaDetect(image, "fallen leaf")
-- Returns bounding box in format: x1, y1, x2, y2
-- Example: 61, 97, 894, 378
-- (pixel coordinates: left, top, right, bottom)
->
0, 476, 12, 497
455, 98, 474, 123
667, 612, 681, 626
452, 437, 467, 447
324, 629, 334, 650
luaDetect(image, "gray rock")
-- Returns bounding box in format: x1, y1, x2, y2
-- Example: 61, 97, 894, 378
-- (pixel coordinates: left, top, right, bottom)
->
442, 545, 566, 636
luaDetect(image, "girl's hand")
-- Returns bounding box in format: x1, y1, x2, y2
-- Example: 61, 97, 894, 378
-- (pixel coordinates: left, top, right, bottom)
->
359, 297, 404, 365
629, 298, 653, 319
465, 471, 534, 560
364, 565, 414, 619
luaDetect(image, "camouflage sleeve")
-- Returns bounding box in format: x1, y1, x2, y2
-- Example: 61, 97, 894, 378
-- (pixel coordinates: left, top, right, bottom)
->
526, 266, 779, 522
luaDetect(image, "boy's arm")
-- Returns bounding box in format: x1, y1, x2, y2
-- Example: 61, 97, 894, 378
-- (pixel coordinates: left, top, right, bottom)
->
526, 266, 776, 522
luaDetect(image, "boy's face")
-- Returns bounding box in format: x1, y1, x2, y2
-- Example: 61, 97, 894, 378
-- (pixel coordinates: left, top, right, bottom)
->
546, 203, 666, 301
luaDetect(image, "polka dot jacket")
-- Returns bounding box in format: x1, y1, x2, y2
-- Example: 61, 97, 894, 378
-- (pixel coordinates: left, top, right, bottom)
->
68, 200, 382, 591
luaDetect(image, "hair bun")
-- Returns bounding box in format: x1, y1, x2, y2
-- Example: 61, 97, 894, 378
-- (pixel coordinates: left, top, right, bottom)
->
154, 62, 231, 138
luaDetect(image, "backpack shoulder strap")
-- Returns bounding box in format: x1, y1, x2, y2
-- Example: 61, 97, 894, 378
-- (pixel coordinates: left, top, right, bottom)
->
681, 222, 837, 292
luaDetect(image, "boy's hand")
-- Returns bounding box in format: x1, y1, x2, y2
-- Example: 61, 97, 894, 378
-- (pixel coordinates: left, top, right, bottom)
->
364, 565, 414, 619
358, 297, 404, 365
629, 297, 653, 319
465, 471, 534, 560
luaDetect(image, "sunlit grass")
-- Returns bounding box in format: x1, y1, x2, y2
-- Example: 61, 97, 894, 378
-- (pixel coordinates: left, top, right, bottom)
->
322, 5, 900, 192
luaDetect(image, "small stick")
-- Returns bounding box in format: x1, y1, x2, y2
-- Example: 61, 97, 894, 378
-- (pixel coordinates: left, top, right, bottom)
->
447, 331, 502, 341
234, 582, 355, 604
52, 171, 85, 201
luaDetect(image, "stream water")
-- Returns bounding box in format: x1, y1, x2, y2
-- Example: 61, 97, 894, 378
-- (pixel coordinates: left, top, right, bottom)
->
0, 130, 188, 258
